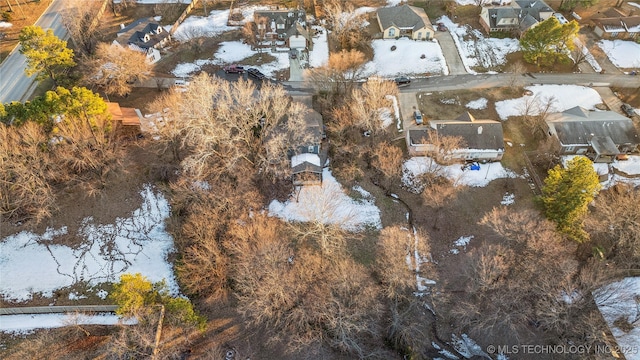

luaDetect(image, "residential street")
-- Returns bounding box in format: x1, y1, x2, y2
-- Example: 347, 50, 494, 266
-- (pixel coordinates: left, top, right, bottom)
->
0, 0, 69, 104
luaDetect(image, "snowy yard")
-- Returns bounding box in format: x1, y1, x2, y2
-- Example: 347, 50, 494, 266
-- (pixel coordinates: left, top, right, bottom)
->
594, 277, 640, 360
0, 185, 178, 303
363, 38, 448, 77
1, 314, 136, 335
562, 155, 640, 188
268, 168, 382, 231
403, 157, 519, 190
438, 16, 520, 74
495, 85, 602, 120
597, 40, 640, 69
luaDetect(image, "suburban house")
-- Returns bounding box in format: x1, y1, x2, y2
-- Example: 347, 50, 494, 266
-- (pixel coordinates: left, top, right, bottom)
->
479, 0, 554, 35
546, 106, 640, 163
114, 18, 171, 63
253, 9, 313, 50
290, 96, 325, 185
592, 8, 640, 40
376, 4, 435, 40
406, 112, 505, 162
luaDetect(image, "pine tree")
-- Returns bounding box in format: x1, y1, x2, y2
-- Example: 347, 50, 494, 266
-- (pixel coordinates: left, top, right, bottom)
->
520, 17, 579, 67
540, 156, 601, 242
19, 26, 76, 85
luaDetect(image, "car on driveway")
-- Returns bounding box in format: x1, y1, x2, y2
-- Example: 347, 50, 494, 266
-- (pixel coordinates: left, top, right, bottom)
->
437, 22, 447, 32
394, 77, 411, 87
247, 68, 266, 80
621, 103, 637, 117
553, 13, 569, 25
223, 65, 245, 74
414, 110, 423, 125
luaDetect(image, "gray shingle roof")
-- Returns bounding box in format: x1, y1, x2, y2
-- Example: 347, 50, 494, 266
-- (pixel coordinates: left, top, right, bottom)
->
377, 4, 431, 31
546, 106, 640, 146
116, 18, 169, 50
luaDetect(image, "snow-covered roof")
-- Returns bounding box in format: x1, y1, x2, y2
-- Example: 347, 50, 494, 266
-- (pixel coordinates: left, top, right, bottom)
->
291, 153, 321, 168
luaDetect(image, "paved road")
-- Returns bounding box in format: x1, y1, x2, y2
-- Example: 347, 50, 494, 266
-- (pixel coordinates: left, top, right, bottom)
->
0, 0, 70, 104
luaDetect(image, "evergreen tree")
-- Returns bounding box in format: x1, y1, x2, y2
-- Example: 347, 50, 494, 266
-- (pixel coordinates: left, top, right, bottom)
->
540, 156, 601, 242
111, 273, 205, 329
19, 26, 76, 85
520, 17, 579, 67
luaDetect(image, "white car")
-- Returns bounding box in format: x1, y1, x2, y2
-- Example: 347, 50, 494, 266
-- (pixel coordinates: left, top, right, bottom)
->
553, 13, 569, 25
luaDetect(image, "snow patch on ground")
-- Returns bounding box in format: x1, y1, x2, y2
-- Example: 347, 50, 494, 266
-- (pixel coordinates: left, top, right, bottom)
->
438, 16, 519, 73
465, 98, 488, 110
403, 157, 519, 190
363, 38, 448, 77
96, 289, 109, 300
0, 314, 137, 334
0, 185, 177, 303
594, 277, 640, 360
501, 192, 515, 205
173, 10, 235, 41
212, 41, 255, 64
450, 235, 473, 253
0, 21, 12, 28
495, 85, 602, 120
612, 156, 640, 176
268, 168, 382, 231
309, 26, 329, 68
597, 40, 640, 68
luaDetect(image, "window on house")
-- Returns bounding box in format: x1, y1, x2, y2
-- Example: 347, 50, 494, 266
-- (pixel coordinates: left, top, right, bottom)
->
389, 28, 396, 37
257, 24, 266, 29
610, 32, 619, 38
277, 23, 285, 29
416, 32, 421, 39
308, 146, 315, 153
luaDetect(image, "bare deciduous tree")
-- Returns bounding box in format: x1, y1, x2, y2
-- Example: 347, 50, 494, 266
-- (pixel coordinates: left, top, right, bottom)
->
372, 142, 403, 192
0, 122, 55, 222
323, 0, 369, 51
304, 50, 367, 96
586, 184, 640, 268
61, 0, 98, 54
83, 42, 151, 97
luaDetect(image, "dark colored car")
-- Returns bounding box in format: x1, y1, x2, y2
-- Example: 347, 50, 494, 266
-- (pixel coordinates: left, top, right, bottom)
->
394, 77, 411, 87
247, 68, 266, 80
621, 103, 637, 117
437, 22, 447, 32
223, 65, 245, 74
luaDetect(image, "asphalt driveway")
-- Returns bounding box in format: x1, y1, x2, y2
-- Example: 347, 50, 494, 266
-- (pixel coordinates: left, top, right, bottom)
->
433, 30, 467, 75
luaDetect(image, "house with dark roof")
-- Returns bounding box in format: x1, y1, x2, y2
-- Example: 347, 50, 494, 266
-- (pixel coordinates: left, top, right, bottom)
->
289, 96, 325, 185
593, 8, 640, 40
479, 0, 554, 35
376, 4, 435, 40
546, 106, 640, 163
114, 18, 170, 63
253, 9, 312, 49
406, 112, 505, 162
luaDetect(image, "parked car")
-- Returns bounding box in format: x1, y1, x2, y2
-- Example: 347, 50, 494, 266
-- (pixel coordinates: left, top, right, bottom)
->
247, 68, 266, 80
290, 49, 298, 59
553, 13, 569, 25
394, 77, 411, 87
621, 103, 637, 117
437, 22, 447, 32
414, 110, 423, 125
223, 65, 245, 74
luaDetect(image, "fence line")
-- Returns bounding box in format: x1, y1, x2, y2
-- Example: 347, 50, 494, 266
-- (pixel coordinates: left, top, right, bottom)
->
0, 305, 118, 315
170, 0, 200, 34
